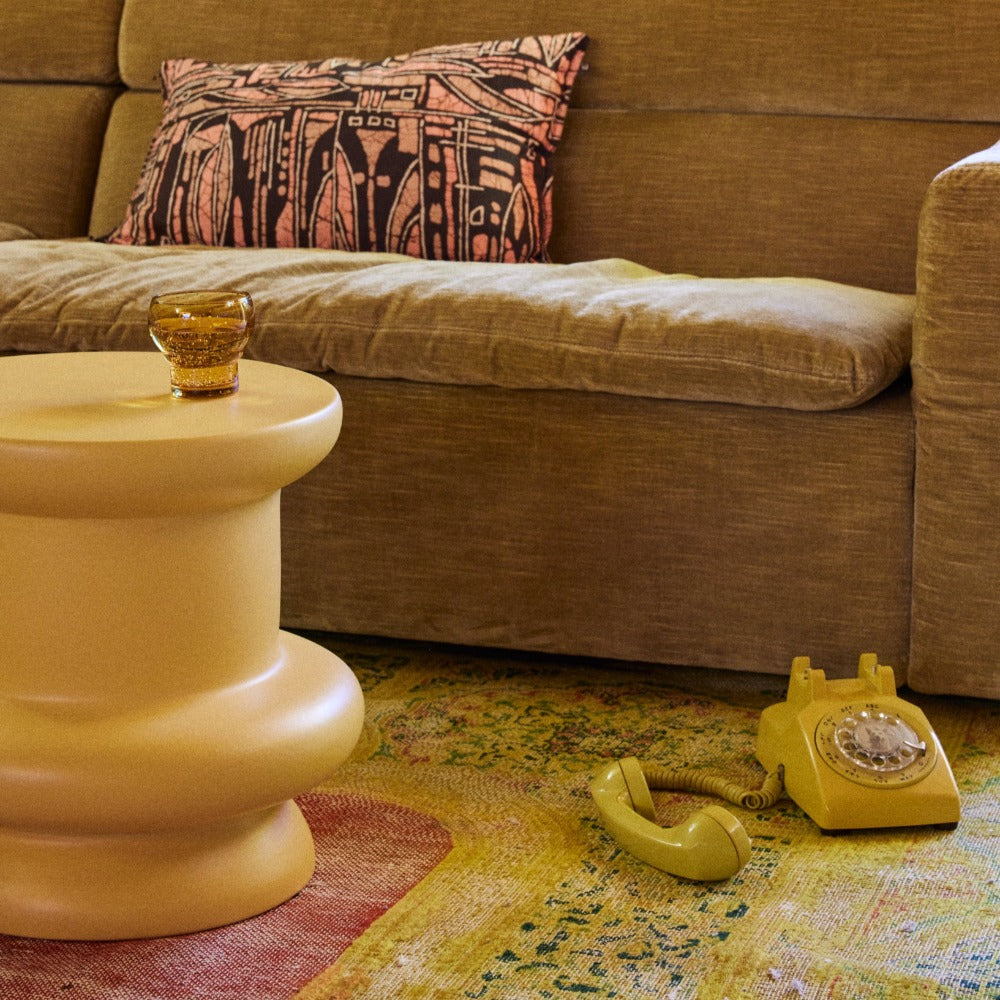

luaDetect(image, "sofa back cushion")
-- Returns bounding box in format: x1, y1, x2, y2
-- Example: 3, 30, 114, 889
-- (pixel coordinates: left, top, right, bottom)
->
86, 0, 1000, 291
0, 86, 118, 239
0, 0, 122, 238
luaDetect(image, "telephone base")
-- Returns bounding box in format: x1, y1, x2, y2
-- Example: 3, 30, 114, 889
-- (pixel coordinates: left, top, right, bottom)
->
758, 655, 961, 834
818, 819, 959, 836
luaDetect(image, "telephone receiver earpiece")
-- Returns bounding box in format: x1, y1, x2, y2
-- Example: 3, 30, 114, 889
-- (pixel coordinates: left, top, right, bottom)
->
590, 757, 751, 881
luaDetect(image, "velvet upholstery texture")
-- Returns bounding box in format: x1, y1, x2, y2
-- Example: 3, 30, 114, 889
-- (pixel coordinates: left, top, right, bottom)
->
0, 242, 911, 411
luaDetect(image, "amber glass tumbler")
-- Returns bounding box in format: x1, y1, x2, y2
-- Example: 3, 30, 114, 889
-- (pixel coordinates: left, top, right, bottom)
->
149, 290, 254, 398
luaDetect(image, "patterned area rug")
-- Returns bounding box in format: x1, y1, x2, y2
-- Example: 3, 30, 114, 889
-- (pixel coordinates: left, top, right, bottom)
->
2, 635, 997, 999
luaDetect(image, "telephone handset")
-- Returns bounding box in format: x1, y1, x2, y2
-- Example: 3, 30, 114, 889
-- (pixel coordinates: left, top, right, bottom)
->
590, 654, 960, 881
589, 757, 754, 881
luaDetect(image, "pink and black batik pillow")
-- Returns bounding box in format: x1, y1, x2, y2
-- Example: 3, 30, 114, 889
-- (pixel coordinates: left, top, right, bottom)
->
106, 33, 589, 262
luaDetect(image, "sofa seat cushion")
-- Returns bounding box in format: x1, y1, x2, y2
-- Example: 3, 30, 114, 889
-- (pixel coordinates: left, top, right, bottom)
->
0, 241, 913, 410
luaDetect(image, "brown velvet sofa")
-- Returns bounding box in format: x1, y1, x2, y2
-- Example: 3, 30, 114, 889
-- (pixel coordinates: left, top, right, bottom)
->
1, 0, 998, 699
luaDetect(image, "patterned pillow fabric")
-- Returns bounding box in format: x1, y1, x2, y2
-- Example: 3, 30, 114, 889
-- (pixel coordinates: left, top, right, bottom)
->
106, 34, 589, 262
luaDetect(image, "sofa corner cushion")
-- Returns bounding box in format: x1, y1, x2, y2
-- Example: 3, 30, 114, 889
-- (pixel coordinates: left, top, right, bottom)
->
0, 0, 122, 86
104, 34, 589, 263
0, 85, 119, 240
0, 243, 913, 411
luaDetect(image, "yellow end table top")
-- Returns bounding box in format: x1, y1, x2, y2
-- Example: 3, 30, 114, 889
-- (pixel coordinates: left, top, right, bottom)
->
0, 351, 341, 516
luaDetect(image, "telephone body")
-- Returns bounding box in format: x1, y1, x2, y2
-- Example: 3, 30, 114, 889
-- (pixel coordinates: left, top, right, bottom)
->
757, 653, 960, 833
590, 653, 960, 881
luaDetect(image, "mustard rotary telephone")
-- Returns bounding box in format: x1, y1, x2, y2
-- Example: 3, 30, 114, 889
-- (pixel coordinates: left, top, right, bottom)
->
590, 654, 961, 880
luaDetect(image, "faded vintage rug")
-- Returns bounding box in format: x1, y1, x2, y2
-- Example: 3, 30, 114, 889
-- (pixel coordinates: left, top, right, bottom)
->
1, 635, 997, 999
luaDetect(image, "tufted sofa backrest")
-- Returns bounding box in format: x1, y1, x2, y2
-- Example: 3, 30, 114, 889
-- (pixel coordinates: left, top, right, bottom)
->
3, 0, 1000, 292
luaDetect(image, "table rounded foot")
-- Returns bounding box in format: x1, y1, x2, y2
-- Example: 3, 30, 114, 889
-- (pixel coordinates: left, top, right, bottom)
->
0, 800, 315, 940
0, 631, 364, 940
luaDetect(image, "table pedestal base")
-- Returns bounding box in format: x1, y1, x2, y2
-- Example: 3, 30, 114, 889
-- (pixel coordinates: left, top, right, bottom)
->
0, 630, 364, 941
0, 800, 315, 941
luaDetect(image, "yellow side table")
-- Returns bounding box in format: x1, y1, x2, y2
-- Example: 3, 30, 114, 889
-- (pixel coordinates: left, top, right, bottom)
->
0, 352, 364, 940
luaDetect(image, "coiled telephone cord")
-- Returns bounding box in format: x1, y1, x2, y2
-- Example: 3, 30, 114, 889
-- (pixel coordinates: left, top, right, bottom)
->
640, 764, 785, 811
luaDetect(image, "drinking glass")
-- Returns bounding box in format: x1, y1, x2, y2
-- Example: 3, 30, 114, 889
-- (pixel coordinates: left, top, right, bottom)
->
149, 290, 254, 398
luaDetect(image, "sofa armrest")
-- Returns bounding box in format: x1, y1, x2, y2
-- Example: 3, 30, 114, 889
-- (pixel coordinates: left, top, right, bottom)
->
911, 138, 1000, 698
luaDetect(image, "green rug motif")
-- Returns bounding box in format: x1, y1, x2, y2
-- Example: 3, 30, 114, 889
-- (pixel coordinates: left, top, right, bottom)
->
299, 636, 1000, 1000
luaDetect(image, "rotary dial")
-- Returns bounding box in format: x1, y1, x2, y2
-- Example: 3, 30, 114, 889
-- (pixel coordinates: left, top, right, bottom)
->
836, 711, 925, 770
815, 704, 936, 787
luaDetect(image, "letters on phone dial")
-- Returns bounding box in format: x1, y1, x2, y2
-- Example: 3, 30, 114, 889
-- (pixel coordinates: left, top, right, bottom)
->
590, 654, 961, 881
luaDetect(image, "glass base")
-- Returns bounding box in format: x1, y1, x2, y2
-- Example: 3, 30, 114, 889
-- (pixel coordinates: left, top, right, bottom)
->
170, 361, 239, 398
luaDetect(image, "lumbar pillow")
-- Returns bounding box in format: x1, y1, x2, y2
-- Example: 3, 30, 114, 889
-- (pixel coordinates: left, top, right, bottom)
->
106, 34, 588, 262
